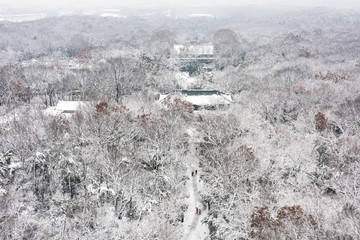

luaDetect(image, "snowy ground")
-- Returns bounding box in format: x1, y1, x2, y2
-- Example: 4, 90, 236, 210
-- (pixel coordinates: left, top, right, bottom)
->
183, 143, 209, 240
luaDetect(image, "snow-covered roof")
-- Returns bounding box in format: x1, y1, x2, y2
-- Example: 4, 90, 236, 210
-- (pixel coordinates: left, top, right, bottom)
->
100, 13, 127, 18
184, 94, 232, 106
174, 44, 214, 56
159, 90, 232, 108
57, 101, 84, 112
44, 101, 86, 116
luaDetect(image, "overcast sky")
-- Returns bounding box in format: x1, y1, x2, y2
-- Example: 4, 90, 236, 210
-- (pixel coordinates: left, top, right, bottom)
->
1, 0, 360, 10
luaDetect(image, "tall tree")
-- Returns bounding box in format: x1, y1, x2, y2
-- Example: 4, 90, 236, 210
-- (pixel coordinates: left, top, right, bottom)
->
99, 57, 146, 102
213, 28, 242, 69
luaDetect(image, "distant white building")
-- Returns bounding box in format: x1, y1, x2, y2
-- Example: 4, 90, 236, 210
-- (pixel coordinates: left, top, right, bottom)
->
174, 44, 214, 63
159, 90, 232, 110
45, 101, 86, 116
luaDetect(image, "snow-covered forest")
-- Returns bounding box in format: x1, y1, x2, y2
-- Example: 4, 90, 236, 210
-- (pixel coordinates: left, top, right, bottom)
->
1, 5, 360, 240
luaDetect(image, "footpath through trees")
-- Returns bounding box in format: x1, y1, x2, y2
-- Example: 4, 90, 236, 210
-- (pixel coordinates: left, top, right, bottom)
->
183, 143, 209, 240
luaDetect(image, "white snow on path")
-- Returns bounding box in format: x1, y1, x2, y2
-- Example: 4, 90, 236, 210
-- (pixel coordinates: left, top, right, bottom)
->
183, 144, 209, 240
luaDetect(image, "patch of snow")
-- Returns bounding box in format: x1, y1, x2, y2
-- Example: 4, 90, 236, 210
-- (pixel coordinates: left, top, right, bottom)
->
35, 152, 45, 158
101, 13, 127, 18
44, 106, 58, 116
0, 13, 46, 22
189, 14, 215, 19
9, 162, 22, 171
67, 157, 77, 165
99, 185, 116, 196
0, 188, 7, 197
175, 72, 197, 89
87, 184, 97, 194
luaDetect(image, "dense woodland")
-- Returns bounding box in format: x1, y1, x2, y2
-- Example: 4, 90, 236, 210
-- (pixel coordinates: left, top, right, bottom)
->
1, 6, 360, 239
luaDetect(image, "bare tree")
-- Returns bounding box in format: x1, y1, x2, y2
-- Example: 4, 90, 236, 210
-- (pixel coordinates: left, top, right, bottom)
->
213, 28, 242, 69
150, 30, 176, 60
67, 33, 90, 57
99, 57, 146, 102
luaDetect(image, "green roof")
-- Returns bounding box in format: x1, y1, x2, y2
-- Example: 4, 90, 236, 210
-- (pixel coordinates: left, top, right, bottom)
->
179, 90, 223, 96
